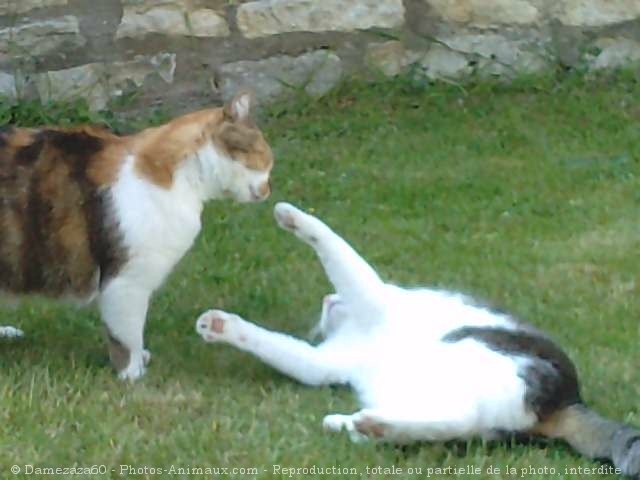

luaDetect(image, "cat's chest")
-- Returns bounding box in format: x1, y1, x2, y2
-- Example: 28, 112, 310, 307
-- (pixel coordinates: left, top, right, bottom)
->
108, 157, 202, 283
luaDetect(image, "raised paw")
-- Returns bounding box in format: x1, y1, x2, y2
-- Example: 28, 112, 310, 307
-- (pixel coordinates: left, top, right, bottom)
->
274, 202, 324, 244
274, 202, 303, 232
196, 309, 241, 344
0, 326, 24, 338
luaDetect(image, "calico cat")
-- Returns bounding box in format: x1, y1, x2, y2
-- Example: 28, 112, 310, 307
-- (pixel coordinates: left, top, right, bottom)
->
197, 202, 639, 478
0, 91, 273, 380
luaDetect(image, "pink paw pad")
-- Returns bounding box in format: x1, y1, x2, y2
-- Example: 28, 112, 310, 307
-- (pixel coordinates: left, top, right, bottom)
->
209, 315, 225, 334
280, 213, 297, 230
354, 416, 386, 438
274, 203, 300, 230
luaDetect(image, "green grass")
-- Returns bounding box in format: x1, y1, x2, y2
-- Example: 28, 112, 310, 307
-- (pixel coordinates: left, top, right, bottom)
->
1, 72, 639, 479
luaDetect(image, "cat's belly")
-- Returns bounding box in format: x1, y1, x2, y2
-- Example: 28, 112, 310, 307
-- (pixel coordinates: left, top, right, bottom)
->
353, 340, 537, 434
0, 275, 100, 306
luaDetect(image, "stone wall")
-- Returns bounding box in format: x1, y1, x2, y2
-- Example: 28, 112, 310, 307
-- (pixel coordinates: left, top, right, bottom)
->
1, 0, 639, 114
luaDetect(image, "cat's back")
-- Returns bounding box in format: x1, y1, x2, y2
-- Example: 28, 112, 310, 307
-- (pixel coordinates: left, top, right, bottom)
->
0, 124, 126, 186
0, 124, 128, 298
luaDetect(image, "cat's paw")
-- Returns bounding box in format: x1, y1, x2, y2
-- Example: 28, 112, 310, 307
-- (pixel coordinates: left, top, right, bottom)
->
323, 414, 369, 443
196, 309, 241, 344
117, 350, 147, 382
274, 202, 303, 232
352, 411, 388, 439
274, 202, 322, 244
0, 326, 24, 338
323, 414, 352, 432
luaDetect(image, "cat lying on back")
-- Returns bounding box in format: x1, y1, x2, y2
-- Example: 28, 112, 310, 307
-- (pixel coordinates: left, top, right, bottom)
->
0, 92, 273, 380
197, 202, 639, 478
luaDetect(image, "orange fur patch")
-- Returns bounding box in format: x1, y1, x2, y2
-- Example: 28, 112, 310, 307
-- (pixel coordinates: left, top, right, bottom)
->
130, 101, 273, 189
130, 109, 223, 188
80, 127, 128, 185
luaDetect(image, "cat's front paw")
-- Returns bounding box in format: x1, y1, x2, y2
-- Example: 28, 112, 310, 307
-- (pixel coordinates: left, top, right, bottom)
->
274, 202, 303, 232
274, 202, 322, 244
117, 350, 147, 382
0, 326, 24, 338
196, 309, 241, 343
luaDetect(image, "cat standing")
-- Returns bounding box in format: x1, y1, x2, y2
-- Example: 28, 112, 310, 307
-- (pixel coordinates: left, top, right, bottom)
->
197, 202, 639, 478
0, 92, 273, 380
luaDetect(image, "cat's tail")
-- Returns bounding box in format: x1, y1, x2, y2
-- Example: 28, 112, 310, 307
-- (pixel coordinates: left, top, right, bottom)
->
534, 404, 640, 478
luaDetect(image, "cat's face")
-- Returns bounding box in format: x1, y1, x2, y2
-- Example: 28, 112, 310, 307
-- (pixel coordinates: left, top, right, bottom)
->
133, 90, 273, 201
214, 92, 273, 203
317, 293, 350, 338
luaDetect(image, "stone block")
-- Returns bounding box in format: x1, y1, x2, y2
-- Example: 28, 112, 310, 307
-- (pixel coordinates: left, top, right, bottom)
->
237, 0, 404, 38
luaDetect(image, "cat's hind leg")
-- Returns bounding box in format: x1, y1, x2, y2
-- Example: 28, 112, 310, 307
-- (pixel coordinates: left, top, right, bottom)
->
196, 309, 347, 386
323, 408, 475, 444
0, 326, 24, 338
350, 409, 475, 444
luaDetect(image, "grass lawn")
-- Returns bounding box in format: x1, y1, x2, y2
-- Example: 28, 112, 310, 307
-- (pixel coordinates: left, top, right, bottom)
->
1, 74, 639, 479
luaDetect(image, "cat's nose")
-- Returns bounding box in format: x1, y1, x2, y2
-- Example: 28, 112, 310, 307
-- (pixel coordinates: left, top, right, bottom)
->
250, 180, 270, 201
258, 179, 271, 198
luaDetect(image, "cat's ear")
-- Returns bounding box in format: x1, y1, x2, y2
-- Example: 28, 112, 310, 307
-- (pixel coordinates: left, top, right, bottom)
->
224, 90, 254, 122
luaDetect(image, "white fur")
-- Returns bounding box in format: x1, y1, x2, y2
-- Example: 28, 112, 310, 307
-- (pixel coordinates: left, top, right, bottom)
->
197, 202, 538, 442
0, 326, 24, 338
103, 143, 269, 380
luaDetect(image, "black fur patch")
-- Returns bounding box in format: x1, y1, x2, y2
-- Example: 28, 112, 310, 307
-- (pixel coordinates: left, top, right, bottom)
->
47, 129, 105, 166
85, 189, 126, 285
22, 171, 48, 291
15, 133, 45, 165
443, 326, 581, 419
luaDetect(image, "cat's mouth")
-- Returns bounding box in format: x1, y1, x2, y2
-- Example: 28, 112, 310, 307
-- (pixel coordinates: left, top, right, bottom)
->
249, 185, 269, 202
220, 187, 264, 202
249, 186, 262, 201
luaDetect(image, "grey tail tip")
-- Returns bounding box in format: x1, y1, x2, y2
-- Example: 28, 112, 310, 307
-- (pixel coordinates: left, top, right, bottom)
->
611, 426, 640, 479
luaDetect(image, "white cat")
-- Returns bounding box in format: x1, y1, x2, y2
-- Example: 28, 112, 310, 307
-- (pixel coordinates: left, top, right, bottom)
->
196, 202, 639, 478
